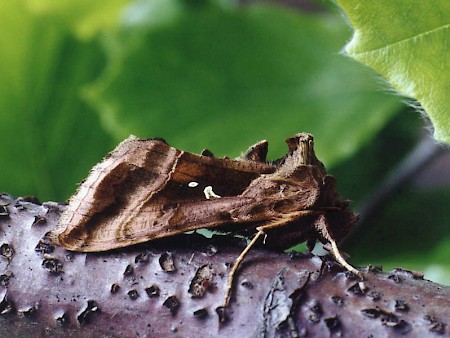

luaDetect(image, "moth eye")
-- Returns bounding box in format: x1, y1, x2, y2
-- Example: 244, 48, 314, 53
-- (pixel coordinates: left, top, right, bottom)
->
188, 181, 199, 188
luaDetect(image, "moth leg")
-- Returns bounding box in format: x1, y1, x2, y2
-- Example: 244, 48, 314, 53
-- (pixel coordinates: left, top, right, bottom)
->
306, 237, 316, 253
327, 238, 362, 277
315, 214, 362, 277
223, 211, 319, 310
257, 210, 317, 252
223, 230, 264, 308
257, 210, 317, 231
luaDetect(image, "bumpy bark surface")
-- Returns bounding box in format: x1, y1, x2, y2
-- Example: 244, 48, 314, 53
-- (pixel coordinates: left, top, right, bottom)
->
0, 194, 449, 337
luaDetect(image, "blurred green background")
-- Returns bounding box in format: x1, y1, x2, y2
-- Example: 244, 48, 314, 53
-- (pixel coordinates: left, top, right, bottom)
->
1, 0, 449, 284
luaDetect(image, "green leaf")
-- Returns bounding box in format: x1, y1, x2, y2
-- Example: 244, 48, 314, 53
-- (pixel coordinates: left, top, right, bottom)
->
25, 0, 132, 40
337, 0, 450, 143
0, 1, 115, 201
86, 1, 402, 166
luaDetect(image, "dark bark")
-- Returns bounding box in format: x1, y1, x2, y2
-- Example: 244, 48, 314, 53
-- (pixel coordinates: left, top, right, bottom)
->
0, 194, 449, 337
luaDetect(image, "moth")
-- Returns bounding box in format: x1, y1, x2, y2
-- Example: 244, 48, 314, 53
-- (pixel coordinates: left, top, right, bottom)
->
50, 133, 359, 310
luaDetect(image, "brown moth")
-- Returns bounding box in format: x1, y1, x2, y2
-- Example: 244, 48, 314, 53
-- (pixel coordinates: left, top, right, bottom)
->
50, 133, 359, 310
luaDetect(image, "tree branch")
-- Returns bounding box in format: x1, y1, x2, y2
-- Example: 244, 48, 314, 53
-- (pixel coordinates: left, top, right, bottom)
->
0, 195, 449, 337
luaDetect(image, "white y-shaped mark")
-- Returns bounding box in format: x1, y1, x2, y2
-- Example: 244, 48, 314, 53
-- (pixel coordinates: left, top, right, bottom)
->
203, 186, 221, 199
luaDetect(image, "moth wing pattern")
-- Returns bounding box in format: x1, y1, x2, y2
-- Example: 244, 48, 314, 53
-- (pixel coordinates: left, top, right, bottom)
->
50, 136, 275, 252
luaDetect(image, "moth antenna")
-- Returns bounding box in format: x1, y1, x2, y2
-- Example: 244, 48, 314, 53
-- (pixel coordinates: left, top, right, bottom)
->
223, 231, 264, 308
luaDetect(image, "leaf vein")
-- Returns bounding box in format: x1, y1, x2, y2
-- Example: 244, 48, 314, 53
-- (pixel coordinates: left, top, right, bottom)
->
352, 23, 450, 56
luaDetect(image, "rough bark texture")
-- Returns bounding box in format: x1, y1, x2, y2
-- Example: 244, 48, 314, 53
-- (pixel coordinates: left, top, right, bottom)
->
0, 194, 449, 337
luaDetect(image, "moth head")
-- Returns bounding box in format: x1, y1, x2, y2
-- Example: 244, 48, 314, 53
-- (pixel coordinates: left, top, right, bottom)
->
285, 133, 318, 165
276, 133, 327, 177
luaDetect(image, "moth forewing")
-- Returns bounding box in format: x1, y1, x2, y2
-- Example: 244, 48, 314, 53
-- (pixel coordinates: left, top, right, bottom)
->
50, 136, 275, 252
